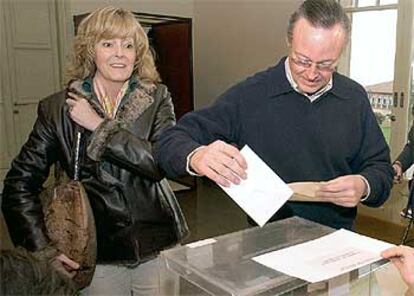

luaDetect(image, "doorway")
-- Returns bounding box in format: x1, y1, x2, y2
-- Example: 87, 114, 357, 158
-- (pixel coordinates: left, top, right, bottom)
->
338, 0, 414, 160
338, 0, 414, 227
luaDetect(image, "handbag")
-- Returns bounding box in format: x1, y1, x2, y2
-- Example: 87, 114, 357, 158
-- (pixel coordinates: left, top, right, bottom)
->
41, 129, 97, 289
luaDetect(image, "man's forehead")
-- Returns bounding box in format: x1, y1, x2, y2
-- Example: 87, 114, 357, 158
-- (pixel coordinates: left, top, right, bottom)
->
290, 18, 346, 56
292, 18, 345, 39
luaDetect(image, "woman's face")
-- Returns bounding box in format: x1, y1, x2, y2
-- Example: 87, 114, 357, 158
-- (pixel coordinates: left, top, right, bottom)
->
93, 37, 136, 87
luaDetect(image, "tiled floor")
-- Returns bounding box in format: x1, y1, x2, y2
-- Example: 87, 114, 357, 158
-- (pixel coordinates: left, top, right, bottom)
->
175, 178, 249, 244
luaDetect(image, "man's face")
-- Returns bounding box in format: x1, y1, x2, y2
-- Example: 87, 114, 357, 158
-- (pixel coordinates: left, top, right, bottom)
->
288, 18, 346, 94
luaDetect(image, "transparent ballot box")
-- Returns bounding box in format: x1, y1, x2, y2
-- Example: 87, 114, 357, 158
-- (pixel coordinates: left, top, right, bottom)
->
159, 217, 391, 295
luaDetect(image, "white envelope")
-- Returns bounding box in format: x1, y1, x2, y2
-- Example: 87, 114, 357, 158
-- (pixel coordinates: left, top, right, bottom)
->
219, 145, 293, 227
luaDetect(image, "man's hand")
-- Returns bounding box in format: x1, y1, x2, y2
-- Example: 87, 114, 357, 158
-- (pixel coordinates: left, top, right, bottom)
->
190, 140, 247, 187
393, 162, 403, 184
316, 175, 367, 207
66, 92, 104, 131
381, 246, 414, 292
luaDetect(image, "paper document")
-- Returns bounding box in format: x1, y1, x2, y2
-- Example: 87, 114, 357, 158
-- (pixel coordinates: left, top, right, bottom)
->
219, 145, 293, 227
253, 229, 394, 283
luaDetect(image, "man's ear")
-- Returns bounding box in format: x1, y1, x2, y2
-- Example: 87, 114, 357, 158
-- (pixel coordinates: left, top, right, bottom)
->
286, 37, 291, 50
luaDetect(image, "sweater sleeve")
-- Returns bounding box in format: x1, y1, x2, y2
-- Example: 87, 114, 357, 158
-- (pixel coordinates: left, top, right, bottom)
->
357, 101, 394, 207
155, 85, 243, 178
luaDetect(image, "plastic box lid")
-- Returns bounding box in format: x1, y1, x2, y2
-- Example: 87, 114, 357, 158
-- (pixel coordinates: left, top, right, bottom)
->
160, 216, 343, 295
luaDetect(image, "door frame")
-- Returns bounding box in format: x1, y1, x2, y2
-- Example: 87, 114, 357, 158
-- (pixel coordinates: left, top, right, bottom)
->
390, 0, 414, 160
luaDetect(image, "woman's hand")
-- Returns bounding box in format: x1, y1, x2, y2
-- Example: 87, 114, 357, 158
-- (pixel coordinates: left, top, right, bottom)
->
66, 92, 104, 131
52, 253, 80, 279
56, 253, 80, 271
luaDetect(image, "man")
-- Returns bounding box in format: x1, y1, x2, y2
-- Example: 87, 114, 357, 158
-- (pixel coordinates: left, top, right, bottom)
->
156, 0, 393, 229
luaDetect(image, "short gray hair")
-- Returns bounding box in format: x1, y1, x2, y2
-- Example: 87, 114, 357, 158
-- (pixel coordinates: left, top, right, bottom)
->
287, 0, 351, 44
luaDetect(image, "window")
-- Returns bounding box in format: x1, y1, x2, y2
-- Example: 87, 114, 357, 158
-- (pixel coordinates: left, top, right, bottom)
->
339, 0, 397, 8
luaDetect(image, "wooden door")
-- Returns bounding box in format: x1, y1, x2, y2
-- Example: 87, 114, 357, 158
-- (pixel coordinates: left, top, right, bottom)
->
151, 21, 194, 120
0, 1, 17, 188
0, 0, 63, 189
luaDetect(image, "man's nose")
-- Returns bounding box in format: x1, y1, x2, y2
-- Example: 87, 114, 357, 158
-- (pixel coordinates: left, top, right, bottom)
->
306, 64, 319, 80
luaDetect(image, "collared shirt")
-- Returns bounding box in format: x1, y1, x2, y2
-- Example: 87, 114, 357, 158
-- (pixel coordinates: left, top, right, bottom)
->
187, 58, 371, 200
82, 76, 138, 118
81, 76, 138, 94
284, 57, 333, 102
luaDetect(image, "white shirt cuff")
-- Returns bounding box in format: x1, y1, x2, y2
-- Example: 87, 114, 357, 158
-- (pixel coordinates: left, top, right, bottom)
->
358, 175, 371, 202
185, 146, 205, 176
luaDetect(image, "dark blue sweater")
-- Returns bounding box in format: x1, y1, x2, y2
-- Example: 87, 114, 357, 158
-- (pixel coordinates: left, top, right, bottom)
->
156, 58, 393, 229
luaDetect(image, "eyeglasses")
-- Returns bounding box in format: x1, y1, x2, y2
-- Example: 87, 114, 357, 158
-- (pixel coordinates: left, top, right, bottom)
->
290, 54, 337, 72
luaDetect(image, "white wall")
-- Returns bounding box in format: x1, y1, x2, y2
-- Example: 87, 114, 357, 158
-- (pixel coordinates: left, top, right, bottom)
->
66, 0, 194, 48
63, 0, 194, 83
193, 0, 301, 108
67, 0, 301, 108
70, 0, 193, 17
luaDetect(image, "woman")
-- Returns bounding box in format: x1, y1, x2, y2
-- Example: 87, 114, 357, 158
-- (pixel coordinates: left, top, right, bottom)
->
1, 6, 188, 295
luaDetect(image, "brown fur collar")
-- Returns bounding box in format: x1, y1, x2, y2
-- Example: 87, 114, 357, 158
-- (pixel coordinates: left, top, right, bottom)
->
68, 79, 156, 126
68, 79, 157, 161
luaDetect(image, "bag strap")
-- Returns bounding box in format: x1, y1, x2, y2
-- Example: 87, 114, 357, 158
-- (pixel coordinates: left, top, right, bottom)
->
73, 130, 82, 181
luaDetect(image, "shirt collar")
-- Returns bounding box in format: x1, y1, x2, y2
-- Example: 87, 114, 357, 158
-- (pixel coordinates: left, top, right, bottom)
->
81, 77, 93, 94
82, 76, 138, 95
284, 57, 333, 102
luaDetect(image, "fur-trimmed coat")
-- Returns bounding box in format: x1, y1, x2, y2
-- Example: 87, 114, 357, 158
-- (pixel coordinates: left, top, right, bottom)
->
2, 79, 188, 263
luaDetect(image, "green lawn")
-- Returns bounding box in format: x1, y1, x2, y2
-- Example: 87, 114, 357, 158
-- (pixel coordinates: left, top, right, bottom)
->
381, 126, 391, 144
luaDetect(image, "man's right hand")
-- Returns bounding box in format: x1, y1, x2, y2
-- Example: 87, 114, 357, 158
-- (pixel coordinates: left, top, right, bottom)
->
189, 140, 247, 187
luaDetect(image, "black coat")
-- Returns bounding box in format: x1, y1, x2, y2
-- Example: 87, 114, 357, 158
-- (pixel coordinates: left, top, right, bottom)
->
396, 122, 414, 172
2, 78, 188, 263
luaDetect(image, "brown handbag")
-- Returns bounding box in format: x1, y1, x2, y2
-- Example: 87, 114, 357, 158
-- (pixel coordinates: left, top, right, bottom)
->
41, 130, 97, 289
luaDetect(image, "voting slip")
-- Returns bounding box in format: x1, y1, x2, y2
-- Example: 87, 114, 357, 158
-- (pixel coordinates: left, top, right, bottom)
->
252, 229, 394, 283
219, 145, 293, 227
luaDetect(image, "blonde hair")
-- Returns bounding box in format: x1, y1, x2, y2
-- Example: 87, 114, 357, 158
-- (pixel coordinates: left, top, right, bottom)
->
66, 6, 160, 84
